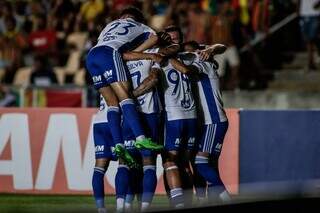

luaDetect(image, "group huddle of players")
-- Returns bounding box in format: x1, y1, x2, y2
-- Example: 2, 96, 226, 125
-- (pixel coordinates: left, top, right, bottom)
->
86, 6, 230, 213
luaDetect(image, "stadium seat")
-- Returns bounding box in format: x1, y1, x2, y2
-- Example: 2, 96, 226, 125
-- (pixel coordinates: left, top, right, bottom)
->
73, 68, 86, 86
13, 67, 32, 86
54, 50, 82, 75
53, 67, 66, 85
66, 32, 88, 51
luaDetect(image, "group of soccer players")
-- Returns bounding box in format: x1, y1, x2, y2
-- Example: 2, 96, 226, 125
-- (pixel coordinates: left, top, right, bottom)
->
86, 7, 230, 213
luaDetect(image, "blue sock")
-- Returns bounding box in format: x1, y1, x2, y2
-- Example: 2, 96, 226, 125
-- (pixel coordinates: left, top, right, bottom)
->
142, 165, 157, 205
107, 106, 123, 145
120, 99, 145, 139
92, 167, 106, 208
115, 165, 130, 200
195, 156, 226, 199
170, 188, 184, 208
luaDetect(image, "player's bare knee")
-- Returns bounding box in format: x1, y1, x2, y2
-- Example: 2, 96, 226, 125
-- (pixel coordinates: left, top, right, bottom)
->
110, 82, 131, 101
142, 157, 155, 166
99, 86, 119, 106
196, 151, 209, 158
95, 158, 110, 170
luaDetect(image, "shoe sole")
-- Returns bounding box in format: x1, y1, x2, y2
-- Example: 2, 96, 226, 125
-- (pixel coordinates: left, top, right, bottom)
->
134, 142, 163, 151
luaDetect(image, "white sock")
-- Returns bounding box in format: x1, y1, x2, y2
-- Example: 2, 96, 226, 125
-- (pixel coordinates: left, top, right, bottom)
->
219, 190, 231, 202
116, 198, 125, 212
136, 135, 146, 141
124, 202, 132, 212
141, 202, 150, 212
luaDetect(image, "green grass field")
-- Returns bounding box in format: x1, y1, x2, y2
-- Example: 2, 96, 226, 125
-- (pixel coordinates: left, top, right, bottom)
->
0, 194, 170, 213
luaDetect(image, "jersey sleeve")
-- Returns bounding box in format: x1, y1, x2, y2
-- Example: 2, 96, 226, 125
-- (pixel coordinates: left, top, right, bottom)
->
151, 61, 162, 70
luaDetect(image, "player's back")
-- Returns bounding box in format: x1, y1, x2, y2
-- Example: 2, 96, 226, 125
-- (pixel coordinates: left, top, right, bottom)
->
95, 18, 154, 52
159, 55, 196, 121
186, 53, 227, 124
126, 48, 161, 114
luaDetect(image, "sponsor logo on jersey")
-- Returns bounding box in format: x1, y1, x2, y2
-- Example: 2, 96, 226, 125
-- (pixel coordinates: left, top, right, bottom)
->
95, 145, 104, 152
92, 75, 102, 83
103, 70, 113, 79
124, 140, 135, 149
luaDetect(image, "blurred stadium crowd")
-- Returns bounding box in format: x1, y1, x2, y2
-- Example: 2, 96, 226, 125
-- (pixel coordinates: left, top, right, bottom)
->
0, 0, 305, 106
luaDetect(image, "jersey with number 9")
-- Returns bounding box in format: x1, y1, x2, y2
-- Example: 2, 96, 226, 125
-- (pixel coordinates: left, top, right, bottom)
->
155, 55, 197, 121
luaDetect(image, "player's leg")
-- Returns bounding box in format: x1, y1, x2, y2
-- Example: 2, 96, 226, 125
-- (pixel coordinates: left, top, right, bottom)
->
92, 123, 114, 213
115, 162, 130, 213
138, 113, 160, 211
107, 50, 162, 150
122, 119, 143, 212
163, 119, 184, 208
191, 122, 207, 204
195, 122, 230, 202
86, 47, 135, 166
180, 119, 198, 207
191, 156, 207, 205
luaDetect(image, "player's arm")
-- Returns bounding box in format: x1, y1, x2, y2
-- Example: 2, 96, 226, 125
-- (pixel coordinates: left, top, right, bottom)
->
133, 31, 172, 52
198, 44, 227, 61
122, 51, 163, 64
168, 58, 199, 74
133, 34, 159, 52
132, 68, 160, 97
158, 44, 180, 57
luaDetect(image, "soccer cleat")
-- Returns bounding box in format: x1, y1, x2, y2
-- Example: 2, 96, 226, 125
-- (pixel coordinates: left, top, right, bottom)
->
134, 138, 163, 151
114, 144, 137, 168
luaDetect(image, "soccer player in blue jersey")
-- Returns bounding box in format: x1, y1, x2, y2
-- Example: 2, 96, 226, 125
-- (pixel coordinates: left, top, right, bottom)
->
180, 41, 231, 202
150, 48, 202, 208
117, 44, 180, 212
92, 95, 118, 213
86, 7, 167, 166
163, 26, 208, 206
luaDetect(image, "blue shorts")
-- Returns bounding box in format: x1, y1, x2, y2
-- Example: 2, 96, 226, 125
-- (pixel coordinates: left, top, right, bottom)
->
93, 122, 114, 159
86, 46, 128, 89
122, 112, 160, 157
165, 118, 197, 151
300, 16, 319, 42
198, 122, 228, 157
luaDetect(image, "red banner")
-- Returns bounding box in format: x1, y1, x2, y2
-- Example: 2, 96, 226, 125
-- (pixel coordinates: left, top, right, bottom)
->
0, 108, 239, 195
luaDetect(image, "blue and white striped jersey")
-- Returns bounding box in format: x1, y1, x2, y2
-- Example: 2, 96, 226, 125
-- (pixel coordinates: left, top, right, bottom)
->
94, 18, 155, 52
126, 48, 162, 114
155, 54, 197, 121
188, 53, 227, 124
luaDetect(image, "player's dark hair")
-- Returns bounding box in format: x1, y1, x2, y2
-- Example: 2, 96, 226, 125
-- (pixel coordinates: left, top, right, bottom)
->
120, 6, 145, 23
164, 25, 183, 44
182, 41, 200, 51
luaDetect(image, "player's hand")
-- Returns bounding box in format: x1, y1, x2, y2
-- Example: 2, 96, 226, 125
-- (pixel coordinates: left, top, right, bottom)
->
157, 31, 172, 45
151, 53, 165, 64
197, 49, 211, 61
